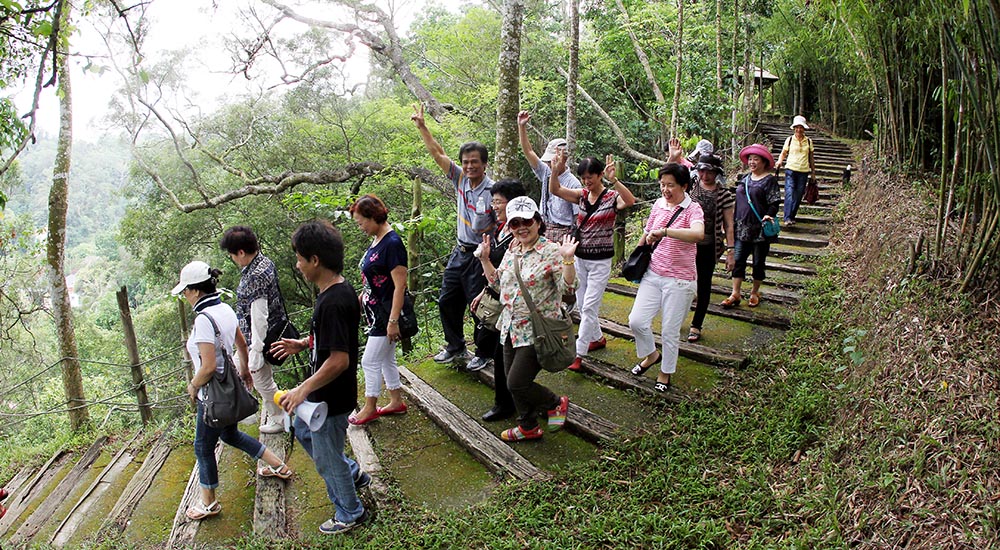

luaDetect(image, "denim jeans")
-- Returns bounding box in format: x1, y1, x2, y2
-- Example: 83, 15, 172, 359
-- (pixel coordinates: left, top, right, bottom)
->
293, 412, 364, 523
628, 271, 697, 375
732, 240, 771, 281
194, 401, 265, 489
439, 246, 489, 357
783, 169, 809, 222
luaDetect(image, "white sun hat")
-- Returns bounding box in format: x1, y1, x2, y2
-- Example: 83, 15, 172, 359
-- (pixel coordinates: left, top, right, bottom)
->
790, 115, 810, 130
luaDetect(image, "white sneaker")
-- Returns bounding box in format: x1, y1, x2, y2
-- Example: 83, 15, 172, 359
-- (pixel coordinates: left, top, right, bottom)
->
260, 414, 287, 434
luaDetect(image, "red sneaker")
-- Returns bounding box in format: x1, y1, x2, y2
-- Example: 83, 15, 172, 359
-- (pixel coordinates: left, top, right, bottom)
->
587, 337, 607, 352
500, 425, 543, 441
567, 357, 583, 371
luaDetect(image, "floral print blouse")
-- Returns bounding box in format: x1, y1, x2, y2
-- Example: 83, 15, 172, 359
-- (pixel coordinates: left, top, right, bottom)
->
487, 237, 579, 348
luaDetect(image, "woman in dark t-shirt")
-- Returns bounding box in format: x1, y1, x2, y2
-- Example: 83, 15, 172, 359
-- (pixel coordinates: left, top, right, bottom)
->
349, 195, 410, 425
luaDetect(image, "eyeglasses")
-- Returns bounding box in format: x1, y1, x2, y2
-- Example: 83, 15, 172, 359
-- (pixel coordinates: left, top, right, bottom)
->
490, 199, 507, 207
508, 217, 535, 229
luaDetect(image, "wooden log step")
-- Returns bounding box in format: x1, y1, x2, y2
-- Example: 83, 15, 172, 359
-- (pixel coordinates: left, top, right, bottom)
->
715, 256, 818, 276
594, 316, 749, 369
0, 450, 68, 536
471, 365, 621, 444
782, 223, 829, 236
775, 233, 829, 248
11, 437, 109, 545
51, 433, 141, 547
254, 429, 290, 539
347, 423, 390, 501
397, 365, 549, 481
714, 270, 804, 290
603, 283, 791, 329
767, 245, 825, 260
102, 431, 173, 537
790, 214, 830, 225
578, 356, 686, 401
710, 283, 800, 306
169, 441, 225, 548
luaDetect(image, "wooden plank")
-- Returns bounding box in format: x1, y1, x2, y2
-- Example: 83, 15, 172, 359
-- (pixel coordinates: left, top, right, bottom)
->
396, 365, 548, 481
472, 365, 621, 444
716, 258, 818, 276
168, 441, 224, 548
594, 316, 748, 369
102, 432, 173, 536
580, 356, 686, 402
710, 283, 800, 306
11, 437, 108, 545
253, 431, 289, 539
775, 233, 829, 248
0, 467, 35, 507
0, 450, 67, 536
603, 283, 792, 328
51, 433, 139, 547
347, 424, 390, 501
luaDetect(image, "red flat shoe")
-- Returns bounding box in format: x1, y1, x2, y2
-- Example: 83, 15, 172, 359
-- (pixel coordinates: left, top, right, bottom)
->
587, 337, 607, 352
567, 357, 583, 371
348, 411, 381, 426
376, 402, 408, 416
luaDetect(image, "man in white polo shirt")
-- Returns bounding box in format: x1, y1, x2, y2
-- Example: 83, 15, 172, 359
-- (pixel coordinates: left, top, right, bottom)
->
516, 110, 581, 244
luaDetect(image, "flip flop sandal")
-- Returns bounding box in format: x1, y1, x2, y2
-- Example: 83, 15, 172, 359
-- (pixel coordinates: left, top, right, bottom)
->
720, 295, 742, 309
748, 293, 761, 307
630, 353, 662, 376
258, 463, 293, 480
687, 328, 701, 342
186, 500, 221, 521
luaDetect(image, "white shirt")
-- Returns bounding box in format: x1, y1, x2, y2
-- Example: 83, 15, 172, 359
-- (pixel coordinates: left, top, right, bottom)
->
187, 302, 239, 399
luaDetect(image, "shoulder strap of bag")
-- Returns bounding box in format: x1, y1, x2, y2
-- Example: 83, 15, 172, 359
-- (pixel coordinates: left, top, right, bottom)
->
784, 136, 792, 150
580, 188, 608, 218
197, 312, 235, 373
650, 204, 686, 251
744, 176, 764, 222
512, 256, 539, 315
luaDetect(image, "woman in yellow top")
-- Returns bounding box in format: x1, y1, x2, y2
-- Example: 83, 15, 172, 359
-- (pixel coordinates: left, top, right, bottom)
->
774, 115, 816, 226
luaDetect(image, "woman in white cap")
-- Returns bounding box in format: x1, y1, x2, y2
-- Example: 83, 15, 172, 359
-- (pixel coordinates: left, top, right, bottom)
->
476, 197, 579, 441
174, 261, 293, 521
687, 154, 736, 342
722, 144, 782, 309
774, 115, 816, 226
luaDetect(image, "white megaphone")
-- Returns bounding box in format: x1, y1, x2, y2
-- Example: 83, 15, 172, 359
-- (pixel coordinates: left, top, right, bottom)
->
274, 391, 327, 432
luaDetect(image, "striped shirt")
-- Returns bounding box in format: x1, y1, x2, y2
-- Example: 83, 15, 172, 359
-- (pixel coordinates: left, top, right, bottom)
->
689, 182, 735, 253
645, 195, 704, 281
575, 189, 619, 260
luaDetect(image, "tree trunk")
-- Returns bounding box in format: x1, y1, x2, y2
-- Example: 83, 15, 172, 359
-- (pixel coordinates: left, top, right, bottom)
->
670, 0, 684, 136
46, 2, 88, 431
494, 0, 525, 180
715, 0, 723, 92
566, 0, 580, 157
730, 0, 740, 155
615, 0, 668, 144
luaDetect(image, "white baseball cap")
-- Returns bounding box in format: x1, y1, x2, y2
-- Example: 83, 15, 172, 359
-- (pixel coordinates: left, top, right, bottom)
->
791, 115, 810, 129
539, 138, 568, 162
506, 196, 539, 222
171, 260, 213, 295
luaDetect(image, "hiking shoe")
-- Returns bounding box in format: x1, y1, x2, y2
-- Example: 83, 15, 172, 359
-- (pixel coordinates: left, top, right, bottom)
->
320, 508, 369, 535
466, 356, 491, 372
547, 396, 569, 431
354, 470, 372, 490
433, 348, 466, 363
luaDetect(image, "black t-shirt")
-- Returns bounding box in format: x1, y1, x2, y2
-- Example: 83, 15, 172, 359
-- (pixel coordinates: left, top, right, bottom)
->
308, 281, 360, 415
360, 231, 408, 336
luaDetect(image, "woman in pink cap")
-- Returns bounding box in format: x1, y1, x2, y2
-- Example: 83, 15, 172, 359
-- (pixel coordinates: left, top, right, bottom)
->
721, 144, 781, 308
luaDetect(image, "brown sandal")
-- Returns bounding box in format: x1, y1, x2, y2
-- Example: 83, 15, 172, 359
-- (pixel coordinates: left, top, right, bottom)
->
720, 295, 741, 309
748, 293, 760, 307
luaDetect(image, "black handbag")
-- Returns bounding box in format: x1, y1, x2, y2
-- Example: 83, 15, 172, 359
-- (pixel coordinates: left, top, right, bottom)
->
263, 319, 300, 366
199, 312, 259, 428
620, 206, 685, 283
380, 290, 419, 339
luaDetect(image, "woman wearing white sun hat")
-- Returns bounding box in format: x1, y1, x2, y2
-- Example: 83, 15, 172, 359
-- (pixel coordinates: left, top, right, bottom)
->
775, 115, 816, 226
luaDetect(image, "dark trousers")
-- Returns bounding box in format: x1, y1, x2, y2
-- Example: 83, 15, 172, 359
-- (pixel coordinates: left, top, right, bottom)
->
692, 243, 718, 330
503, 336, 559, 431
439, 245, 489, 358
732, 239, 770, 281
477, 325, 515, 410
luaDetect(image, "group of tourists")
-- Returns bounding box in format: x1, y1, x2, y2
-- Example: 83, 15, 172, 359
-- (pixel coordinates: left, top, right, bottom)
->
170, 109, 815, 533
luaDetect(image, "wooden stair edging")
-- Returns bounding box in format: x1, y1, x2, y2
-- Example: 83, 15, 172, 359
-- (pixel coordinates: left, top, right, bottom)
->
594, 316, 749, 369
716, 259, 818, 277
603, 283, 792, 329
0, 449, 67, 536
10, 437, 109, 545
396, 365, 549, 482
775, 233, 829, 248
579, 356, 686, 401
102, 431, 173, 537
50, 432, 142, 547
253, 430, 290, 539
168, 441, 225, 548
347, 423, 391, 501
472, 365, 621, 444
0, 467, 35, 510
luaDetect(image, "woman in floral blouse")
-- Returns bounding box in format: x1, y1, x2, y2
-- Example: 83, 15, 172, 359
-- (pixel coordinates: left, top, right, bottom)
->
477, 196, 579, 441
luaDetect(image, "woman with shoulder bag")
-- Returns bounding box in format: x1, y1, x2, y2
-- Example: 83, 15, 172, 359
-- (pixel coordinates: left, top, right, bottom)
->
687, 155, 736, 342
627, 164, 704, 391
470, 179, 525, 422
349, 194, 410, 425
722, 144, 782, 309
174, 261, 292, 522
774, 116, 816, 226
477, 197, 579, 441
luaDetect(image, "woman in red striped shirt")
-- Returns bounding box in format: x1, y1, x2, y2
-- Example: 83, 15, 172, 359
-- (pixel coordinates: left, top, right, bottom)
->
627, 164, 705, 392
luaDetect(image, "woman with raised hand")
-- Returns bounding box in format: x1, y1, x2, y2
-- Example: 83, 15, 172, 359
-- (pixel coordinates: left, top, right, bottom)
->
477, 197, 578, 441
722, 144, 782, 309
174, 261, 292, 521
627, 164, 704, 391
687, 155, 736, 342
547, 149, 636, 371
349, 194, 409, 425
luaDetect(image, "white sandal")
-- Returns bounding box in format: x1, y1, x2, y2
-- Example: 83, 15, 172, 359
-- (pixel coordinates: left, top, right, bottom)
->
186, 499, 221, 520
258, 462, 293, 480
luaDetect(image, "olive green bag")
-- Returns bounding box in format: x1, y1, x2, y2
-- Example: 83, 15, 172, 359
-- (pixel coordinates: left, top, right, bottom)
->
512, 257, 575, 372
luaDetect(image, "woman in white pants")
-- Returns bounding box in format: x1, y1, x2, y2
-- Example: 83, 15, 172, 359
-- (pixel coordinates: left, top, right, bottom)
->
349, 194, 409, 425
628, 163, 704, 391
547, 149, 636, 371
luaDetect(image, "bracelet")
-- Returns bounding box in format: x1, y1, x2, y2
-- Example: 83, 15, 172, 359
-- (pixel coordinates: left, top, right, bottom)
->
726, 246, 735, 250
388, 318, 399, 324
561, 259, 575, 265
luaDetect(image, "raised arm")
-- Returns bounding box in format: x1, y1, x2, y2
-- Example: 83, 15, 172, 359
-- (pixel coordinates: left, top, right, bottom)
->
549, 149, 584, 203
666, 137, 685, 164
411, 103, 453, 174
605, 154, 636, 209
517, 111, 540, 169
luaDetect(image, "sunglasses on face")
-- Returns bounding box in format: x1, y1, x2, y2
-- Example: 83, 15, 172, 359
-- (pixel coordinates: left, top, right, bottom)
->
507, 217, 535, 229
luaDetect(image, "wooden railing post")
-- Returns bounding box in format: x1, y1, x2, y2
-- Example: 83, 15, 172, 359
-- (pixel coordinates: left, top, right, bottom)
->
403, 176, 423, 354
116, 286, 153, 425
177, 299, 193, 382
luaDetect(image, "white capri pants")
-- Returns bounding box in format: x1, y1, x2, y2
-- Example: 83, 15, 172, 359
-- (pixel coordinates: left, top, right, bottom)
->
627, 271, 697, 375
574, 257, 612, 356
361, 335, 402, 397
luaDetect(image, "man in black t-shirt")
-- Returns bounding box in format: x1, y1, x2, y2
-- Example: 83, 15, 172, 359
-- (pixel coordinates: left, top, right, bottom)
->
270, 220, 369, 535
